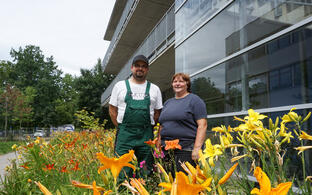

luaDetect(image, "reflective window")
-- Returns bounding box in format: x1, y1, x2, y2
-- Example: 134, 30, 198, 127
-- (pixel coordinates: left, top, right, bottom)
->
175, 0, 230, 44
175, 0, 185, 11
176, 0, 312, 74
191, 23, 312, 114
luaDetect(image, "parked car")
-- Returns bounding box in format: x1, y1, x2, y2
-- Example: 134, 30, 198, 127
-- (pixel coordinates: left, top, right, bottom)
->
34, 130, 45, 137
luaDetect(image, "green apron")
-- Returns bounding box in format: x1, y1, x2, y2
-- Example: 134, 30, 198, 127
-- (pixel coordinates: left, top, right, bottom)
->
115, 79, 153, 181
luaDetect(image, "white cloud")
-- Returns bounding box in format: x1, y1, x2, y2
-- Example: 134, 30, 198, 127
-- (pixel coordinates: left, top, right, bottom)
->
0, 0, 115, 76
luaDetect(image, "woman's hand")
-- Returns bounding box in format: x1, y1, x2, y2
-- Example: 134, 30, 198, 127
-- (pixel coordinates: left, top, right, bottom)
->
192, 147, 200, 160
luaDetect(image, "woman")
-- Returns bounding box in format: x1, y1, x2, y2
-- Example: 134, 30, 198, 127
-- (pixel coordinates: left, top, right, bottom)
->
158, 73, 207, 173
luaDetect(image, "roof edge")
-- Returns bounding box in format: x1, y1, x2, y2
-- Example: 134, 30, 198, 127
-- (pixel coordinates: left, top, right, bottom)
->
104, 0, 127, 41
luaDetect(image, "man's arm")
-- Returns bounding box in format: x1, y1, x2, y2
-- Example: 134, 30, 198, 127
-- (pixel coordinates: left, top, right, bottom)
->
109, 104, 118, 128
154, 109, 161, 125
192, 118, 207, 160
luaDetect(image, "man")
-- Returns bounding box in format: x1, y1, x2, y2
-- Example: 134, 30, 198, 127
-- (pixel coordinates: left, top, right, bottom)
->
109, 54, 162, 181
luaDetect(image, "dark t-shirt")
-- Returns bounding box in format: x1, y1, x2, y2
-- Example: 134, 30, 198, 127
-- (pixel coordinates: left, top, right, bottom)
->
159, 93, 207, 149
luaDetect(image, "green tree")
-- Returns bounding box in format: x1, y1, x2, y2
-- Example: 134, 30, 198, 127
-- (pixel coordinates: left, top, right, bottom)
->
9, 45, 63, 127
75, 58, 114, 127
54, 74, 78, 126
0, 60, 11, 87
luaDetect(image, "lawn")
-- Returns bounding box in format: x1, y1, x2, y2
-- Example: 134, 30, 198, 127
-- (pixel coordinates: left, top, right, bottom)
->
0, 140, 23, 155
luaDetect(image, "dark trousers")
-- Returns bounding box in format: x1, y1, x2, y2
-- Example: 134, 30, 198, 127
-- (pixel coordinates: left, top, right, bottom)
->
163, 149, 196, 177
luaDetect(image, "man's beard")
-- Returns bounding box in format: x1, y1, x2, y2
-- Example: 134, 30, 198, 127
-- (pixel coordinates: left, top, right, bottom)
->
133, 72, 146, 81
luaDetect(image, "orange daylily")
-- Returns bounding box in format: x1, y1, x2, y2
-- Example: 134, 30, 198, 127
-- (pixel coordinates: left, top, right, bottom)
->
60, 166, 68, 173
82, 143, 88, 149
218, 163, 238, 185
96, 150, 135, 183
34, 181, 52, 195
71, 180, 105, 191
71, 162, 79, 171
176, 172, 206, 195
20, 163, 29, 169
144, 138, 158, 147
43, 164, 54, 171
165, 139, 182, 150
251, 167, 292, 195
72, 180, 112, 195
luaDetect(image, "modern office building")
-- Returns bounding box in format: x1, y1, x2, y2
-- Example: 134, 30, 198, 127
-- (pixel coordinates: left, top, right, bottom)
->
101, 0, 312, 174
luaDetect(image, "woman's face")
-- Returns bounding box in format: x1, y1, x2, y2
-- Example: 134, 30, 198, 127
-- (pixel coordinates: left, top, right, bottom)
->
172, 76, 188, 95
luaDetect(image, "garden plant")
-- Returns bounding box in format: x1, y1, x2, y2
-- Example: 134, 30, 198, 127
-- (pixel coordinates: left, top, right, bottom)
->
0, 108, 312, 194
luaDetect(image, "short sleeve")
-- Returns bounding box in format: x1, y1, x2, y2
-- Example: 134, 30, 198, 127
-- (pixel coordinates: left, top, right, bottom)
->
192, 95, 207, 120
155, 86, 163, 109
109, 82, 119, 106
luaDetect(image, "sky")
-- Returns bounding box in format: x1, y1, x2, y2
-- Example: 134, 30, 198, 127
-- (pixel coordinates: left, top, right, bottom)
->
0, 0, 115, 76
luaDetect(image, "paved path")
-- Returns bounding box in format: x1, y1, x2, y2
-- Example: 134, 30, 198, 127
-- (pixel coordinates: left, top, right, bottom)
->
0, 152, 16, 180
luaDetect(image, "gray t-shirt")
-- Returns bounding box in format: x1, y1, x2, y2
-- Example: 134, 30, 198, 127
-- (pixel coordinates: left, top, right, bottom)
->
159, 93, 207, 149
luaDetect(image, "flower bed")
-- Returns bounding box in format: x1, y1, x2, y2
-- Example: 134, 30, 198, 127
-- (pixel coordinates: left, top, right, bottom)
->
1, 109, 311, 194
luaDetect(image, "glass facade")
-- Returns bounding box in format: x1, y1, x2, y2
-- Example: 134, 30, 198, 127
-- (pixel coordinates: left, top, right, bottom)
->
175, 0, 312, 177
175, 0, 230, 44
176, 0, 312, 74
191, 23, 312, 115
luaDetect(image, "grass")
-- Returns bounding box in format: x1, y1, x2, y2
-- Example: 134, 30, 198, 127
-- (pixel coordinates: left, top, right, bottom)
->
0, 141, 23, 155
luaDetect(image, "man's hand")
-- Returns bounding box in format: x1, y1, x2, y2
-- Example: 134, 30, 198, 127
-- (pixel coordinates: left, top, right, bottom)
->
109, 104, 118, 127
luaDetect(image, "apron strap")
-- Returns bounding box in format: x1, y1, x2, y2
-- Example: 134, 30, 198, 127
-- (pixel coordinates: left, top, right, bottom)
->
145, 81, 151, 96
125, 80, 132, 102
125, 79, 132, 93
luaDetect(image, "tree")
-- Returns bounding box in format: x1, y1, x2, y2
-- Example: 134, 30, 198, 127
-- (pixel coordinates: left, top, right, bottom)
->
0, 60, 11, 87
75, 58, 114, 127
12, 86, 36, 129
0, 84, 33, 136
54, 74, 78, 126
9, 45, 63, 127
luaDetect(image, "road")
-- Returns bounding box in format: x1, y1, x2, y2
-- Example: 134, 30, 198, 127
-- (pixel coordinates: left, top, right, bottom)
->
0, 152, 16, 181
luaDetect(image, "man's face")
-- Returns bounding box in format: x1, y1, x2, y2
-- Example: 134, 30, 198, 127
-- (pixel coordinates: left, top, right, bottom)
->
131, 60, 149, 81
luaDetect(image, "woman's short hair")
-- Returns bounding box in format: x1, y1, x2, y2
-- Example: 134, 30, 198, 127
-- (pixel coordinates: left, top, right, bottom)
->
171, 73, 191, 92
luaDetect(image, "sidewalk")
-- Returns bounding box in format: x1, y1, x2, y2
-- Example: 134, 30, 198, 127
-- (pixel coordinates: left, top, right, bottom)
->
0, 152, 16, 180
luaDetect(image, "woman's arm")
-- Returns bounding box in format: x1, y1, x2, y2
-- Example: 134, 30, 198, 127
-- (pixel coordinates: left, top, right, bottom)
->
156, 125, 162, 150
192, 118, 207, 160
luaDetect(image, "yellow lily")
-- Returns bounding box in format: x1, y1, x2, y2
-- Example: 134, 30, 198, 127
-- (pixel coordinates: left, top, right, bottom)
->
220, 133, 233, 148
130, 178, 149, 195
231, 154, 248, 163
280, 131, 294, 144
295, 146, 312, 154
96, 150, 135, 183
34, 181, 52, 195
199, 139, 222, 167
11, 144, 18, 150
156, 163, 171, 182
158, 182, 172, 195
299, 131, 312, 141
218, 163, 238, 185
245, 109, 267, 121
251, 167, 292, 195
212, 125, 232, 133
282, 108, 299, 123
